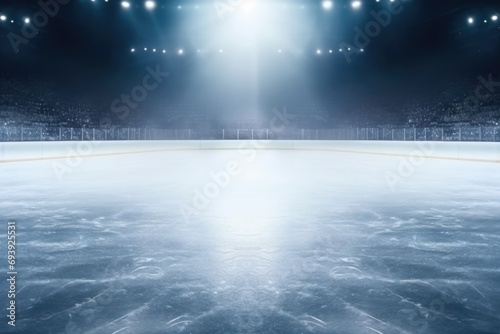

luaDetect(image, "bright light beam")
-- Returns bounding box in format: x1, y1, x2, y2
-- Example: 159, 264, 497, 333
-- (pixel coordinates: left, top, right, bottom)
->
145, 1, 156, 10
351, 1, 361, 9
322, 1, 333, 10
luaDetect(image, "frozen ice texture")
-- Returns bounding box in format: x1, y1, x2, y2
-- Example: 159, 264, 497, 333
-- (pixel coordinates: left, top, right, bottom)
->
0, 149, 499, 333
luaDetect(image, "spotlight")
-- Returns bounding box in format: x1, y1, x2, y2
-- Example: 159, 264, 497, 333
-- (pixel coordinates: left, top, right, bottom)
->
144, 47, 147, 51
145, 1, 156, 10
153, 48, 156, 52
351, 1, 361, 9
131, 48, 135, 52
24, 17, 30, 24
322, 1, 333, 10
121, 1, 130, 9
329, 49, 333, 53
467, 17, 474, 24
162, 49, 166, 53
219, 49, 223, 53
492, 15, 498, 21
0, 15, 6, 21
178, 49, 184, 55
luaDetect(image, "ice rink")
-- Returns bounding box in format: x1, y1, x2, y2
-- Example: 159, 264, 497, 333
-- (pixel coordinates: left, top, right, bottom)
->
1, 147, 500, 334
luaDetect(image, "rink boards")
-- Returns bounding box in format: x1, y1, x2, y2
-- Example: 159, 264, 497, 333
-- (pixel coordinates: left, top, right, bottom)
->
0, 140, 499, 163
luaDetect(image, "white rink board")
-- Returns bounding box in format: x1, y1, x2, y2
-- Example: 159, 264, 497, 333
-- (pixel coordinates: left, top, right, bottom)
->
0, 140, 499, 163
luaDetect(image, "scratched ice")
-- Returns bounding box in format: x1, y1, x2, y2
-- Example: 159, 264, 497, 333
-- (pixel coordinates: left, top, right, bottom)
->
0, 149, 499, 334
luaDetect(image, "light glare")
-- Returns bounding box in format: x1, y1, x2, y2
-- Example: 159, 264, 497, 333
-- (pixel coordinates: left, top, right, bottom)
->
145, 1, 156, 10
121, 1, 130, 9
322, 1, 333, 10
352, 1, 361, 9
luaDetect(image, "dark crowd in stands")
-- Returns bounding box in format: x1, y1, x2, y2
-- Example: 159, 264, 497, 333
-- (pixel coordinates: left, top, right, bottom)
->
1, 68, 499, 130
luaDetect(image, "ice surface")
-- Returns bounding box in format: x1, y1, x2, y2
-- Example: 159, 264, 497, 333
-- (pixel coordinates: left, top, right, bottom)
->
0, 149, 499, 333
